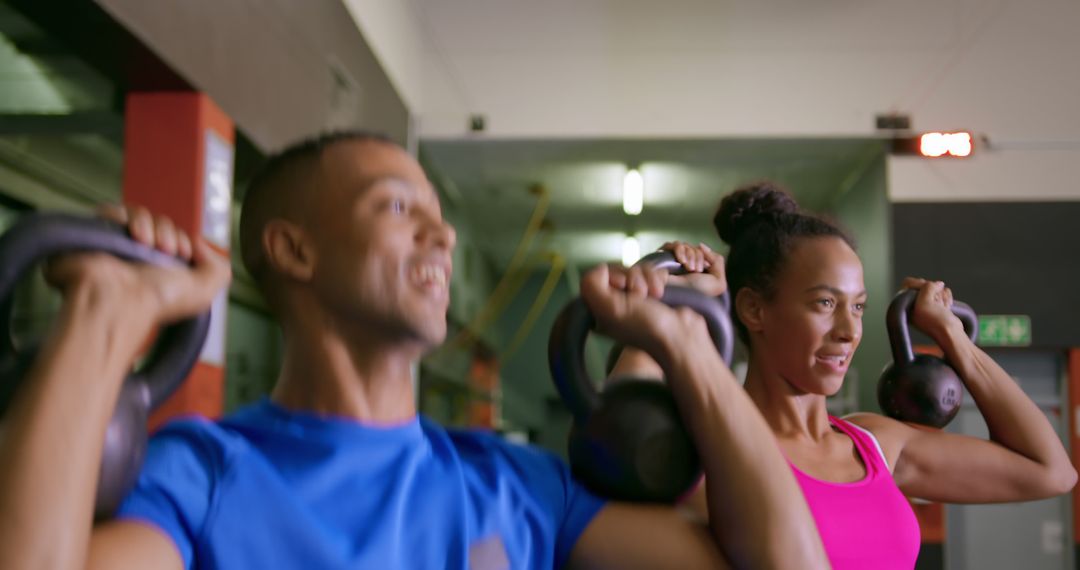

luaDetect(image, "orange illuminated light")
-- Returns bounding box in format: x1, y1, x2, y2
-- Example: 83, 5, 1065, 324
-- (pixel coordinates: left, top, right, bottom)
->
919, 132, 972, 158
949, 132, 972, 157
920, 133, 947, 157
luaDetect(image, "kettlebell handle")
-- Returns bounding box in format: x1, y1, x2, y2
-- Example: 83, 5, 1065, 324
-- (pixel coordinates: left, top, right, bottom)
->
635, 250, 732, 315
887, 288, 978, 365
0, 212, 211, 407
548, 261, 734, 422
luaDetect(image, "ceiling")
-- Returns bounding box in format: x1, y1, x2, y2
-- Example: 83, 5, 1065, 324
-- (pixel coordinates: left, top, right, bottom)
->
0, 3, 114, 116
421, 137, 884, 269
0, 3, 123, 209
0, 1, 886, 278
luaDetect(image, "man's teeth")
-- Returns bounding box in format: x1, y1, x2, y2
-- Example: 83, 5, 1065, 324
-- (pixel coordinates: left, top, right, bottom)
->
415, 265, 447, 288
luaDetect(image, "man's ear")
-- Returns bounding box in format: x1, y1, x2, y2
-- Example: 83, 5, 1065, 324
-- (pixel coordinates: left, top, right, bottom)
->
735, 288, 767, 335
263, 220, 316, 281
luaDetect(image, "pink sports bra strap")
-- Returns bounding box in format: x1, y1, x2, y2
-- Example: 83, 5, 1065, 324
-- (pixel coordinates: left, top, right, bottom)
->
828, 416, 887, 476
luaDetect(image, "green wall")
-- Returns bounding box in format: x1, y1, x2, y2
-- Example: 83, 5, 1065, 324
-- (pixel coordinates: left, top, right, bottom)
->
223, 302, 283, 412
828, 148, 891, 413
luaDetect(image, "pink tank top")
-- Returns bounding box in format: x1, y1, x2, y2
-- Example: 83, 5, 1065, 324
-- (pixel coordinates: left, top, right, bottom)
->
789, 416, 921, 570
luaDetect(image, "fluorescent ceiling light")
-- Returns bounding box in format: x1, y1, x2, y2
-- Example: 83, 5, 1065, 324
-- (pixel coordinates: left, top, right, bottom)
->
622, 235, 641, 267
623, 168, 643, 216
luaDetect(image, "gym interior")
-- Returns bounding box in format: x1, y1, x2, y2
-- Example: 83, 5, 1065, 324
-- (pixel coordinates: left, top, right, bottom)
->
0, 1, 1077, 568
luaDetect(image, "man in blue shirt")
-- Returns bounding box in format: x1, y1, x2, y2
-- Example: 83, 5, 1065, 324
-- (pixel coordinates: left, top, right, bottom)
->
0, 132, 827, 569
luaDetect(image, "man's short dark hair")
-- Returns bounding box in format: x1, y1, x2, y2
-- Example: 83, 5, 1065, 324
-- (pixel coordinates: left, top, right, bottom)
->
238, 130, 396, 293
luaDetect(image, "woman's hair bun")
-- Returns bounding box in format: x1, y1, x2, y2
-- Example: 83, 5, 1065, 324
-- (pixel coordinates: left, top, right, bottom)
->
712, 182, 799, 245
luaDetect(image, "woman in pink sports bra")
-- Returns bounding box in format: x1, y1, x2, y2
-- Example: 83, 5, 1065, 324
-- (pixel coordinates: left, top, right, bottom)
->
613, 183, 1076, 569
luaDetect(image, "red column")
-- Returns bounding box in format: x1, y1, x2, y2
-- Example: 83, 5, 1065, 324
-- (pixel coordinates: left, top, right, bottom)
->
1068, 349, 1080, 545
911, 345, 947, 548
121, 92, 234, 429
468, 345, 500, 429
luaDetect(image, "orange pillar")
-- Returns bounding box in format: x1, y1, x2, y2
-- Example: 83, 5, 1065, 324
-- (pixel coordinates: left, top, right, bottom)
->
121, 92, 234, 429
468, 344, 500, 429
1068, 349, 1080, 547
911, 345, 947, 556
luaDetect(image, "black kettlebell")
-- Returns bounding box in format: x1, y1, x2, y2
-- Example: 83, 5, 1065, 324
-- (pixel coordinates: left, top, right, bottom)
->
548, 251, 734, 502
634, 250, 732, 320
877, 288, 978, 429
0, 212, 212, 518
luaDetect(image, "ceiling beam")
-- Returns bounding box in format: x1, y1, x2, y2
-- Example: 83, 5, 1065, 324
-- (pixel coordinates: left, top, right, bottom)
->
0, 112, 123, 139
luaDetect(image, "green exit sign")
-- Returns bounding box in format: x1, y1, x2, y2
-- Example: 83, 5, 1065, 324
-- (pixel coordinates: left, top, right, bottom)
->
978, 315, 1032, 347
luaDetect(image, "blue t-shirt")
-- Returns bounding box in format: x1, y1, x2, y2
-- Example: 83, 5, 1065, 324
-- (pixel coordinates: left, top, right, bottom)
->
116, 399, 605, 569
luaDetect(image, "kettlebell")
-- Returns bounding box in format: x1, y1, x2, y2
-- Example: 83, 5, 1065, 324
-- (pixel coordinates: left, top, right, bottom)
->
0, 212, 212, 518
548, 251, 734, 502
877, 288, 978, 429
634, 250, 732, 331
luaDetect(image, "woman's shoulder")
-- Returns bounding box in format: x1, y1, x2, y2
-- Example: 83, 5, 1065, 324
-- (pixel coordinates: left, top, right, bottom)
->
841, 411, 917, 438
841, 412, 920, 469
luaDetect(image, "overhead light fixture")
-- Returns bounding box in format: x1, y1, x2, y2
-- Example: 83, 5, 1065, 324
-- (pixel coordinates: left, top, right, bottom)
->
891, 131, 975, 158
623, 168, 643, 216
622, 235, 641, 267
920, 131, 972, 157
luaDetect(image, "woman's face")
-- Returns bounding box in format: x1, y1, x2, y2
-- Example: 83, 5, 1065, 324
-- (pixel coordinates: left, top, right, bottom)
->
755, 236, 865, 396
